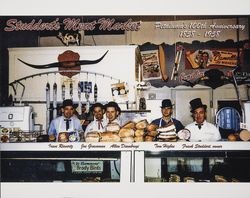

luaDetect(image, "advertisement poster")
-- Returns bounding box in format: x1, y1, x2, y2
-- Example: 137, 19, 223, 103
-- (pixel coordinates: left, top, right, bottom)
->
1, 1, 250, 198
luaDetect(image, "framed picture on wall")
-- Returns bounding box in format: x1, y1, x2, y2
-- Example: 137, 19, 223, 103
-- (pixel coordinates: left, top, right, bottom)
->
111, 82, 129, 103
141, 50, 161, 80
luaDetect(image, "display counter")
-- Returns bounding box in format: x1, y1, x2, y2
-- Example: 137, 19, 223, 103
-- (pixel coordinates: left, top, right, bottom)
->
1, 141, 250, 151
1, 142, 250, 198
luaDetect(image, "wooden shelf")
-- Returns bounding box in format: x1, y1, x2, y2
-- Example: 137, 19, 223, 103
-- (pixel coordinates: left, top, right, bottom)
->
121, 110, 151, 113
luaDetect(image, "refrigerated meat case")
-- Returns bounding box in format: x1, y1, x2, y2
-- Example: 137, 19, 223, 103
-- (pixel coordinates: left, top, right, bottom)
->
134, 142, 250, 183
0, 143, 132, 183
1, 151, 124, 182
141, 150, 250, 182
1, 142, 250, 183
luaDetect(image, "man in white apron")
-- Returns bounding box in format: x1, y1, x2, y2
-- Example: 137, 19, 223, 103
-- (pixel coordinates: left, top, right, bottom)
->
84, 103, 107, 137
48, 99, 83, 142
185, 98, 221, 142
151, 99, 184, 132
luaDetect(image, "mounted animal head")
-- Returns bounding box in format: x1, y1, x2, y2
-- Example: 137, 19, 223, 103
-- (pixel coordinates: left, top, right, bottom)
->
18, 50, 109, 78
57, 31, 81, 46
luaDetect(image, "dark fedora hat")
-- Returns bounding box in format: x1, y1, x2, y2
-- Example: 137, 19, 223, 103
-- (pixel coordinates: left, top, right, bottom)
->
160, 99, 173, 108
62, 99, 77, 108
189, 98, 207, 112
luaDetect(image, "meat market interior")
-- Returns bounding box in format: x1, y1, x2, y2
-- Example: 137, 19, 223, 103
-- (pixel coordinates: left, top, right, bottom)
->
1, 15, 250, 186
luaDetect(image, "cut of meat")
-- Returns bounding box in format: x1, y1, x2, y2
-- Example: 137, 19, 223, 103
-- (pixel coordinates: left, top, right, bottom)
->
158, 45, 168, 81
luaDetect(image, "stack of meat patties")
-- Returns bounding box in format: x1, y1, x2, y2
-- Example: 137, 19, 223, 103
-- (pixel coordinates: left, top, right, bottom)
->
156, 123, 177, 142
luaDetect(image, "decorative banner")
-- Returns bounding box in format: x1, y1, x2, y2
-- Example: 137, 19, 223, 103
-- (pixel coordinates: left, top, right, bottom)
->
111, 82, 128, 102
186, 49, 238, 69
141, 50, 161, 80
210, 50, 238, 67
138, 41, 249, 88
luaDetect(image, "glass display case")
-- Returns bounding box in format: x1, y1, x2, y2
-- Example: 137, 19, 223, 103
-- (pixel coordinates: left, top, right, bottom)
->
1, 150, 130, 183
1, 142, 250, 198
144, 151, 250, 182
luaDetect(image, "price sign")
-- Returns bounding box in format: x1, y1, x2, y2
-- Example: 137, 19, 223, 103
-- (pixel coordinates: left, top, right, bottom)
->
71, 161, 103, 173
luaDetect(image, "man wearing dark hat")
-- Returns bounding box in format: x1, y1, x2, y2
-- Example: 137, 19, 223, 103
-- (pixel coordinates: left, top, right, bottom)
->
48, 99, 83, 142
84, 103, 107, 137
151, 99, 184, 132
185, 98, 221, 142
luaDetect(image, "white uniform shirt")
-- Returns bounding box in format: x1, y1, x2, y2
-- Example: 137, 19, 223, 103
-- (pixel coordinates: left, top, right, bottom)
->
48, 115, 82, 141
185, 120, 221, 142
107, 118, 121, 126
84, 118, 108, 137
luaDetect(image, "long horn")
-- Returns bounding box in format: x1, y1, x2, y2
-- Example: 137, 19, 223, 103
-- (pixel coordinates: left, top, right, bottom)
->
18, 50, 109, 69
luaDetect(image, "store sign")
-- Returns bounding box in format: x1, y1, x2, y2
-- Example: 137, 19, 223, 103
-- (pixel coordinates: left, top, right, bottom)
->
186, 49, 238, 69
71, 161, 103, 173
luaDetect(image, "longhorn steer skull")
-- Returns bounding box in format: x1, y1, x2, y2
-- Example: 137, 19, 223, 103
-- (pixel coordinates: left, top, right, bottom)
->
18, 50, 109, 78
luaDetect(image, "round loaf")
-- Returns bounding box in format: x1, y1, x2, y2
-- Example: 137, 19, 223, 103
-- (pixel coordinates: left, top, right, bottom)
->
1, 135, 9, 142
144, 135, 153, 142
119, 128, 135, 138
106, 123, 120, 132
85, 136, 100, 142
239, 130, 250, 141
86, 132, 100, 138
136, 119, 148, 129
134, 136, 144, 142
121, 136, 134, 143
147, 130, 158, 137
122, 121, 136, 129
58, 132, 68, 142
228, 134, 237, 141
49, 135, 56, 142
85, 132, 100, 142
215, 175, 227, 182
135, 129, 144, 137
100, 132, 121, 142
146, 123, 157, 132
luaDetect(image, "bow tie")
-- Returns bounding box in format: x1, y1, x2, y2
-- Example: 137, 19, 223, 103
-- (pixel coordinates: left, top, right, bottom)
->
64, 119, 71, 130
195, 123, 203, 129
